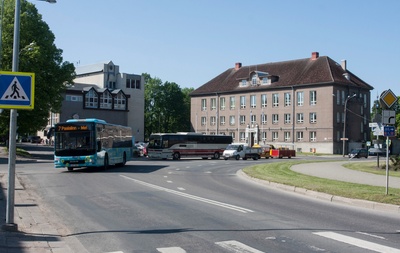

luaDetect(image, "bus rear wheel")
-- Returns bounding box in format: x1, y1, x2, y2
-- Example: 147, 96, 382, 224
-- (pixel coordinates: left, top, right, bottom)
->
67, 167, 73, 171
116, 152, 126, 167
213, 152, 220, 159
173, 152, 180, 160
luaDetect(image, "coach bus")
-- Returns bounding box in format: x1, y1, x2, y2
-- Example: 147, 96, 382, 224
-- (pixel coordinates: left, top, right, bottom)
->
53, 118, 132, 171
147, 132, 232, 160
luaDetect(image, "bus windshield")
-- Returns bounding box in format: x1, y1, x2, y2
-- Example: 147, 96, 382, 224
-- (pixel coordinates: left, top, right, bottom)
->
55, 123, 95, 156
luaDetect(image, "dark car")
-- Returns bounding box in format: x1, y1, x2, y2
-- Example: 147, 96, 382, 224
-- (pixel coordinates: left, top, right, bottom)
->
28, 136, 42, 143
348, 148, 368, 158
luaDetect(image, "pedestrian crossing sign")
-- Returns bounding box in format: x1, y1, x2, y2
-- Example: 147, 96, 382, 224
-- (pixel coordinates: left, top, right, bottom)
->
0, 71, 35, 109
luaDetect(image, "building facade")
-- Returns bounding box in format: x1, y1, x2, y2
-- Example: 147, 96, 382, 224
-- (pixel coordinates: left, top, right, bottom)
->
190, 52, 373, 154
44, 61, 144, 142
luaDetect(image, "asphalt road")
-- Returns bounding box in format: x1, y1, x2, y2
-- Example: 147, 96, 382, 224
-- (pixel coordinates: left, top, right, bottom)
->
1, 145, 399, 252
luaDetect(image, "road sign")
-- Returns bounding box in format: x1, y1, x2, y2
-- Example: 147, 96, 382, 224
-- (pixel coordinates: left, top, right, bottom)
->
382, 110, 396, 125
0, 71, 35, 109
384, 126, 395, 137
380, 89, 397, 109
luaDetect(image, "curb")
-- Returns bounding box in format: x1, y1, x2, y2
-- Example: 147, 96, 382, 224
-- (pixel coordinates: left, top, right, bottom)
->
237, 170, 400, 214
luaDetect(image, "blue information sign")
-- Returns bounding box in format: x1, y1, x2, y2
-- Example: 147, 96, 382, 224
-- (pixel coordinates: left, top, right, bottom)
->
0, 71, 35, 109
384, 126, 395, 137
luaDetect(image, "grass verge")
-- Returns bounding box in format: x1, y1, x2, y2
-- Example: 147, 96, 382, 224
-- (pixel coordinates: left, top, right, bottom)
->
242, 160, 400, 206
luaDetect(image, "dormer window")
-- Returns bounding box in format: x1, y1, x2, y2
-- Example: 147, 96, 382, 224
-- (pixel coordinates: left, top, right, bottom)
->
251, 74, 257, 86
262, 78, 269, 85
241, 80, 247, 87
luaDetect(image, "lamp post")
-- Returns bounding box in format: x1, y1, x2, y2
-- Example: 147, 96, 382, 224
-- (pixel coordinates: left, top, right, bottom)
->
342, 94, 356, 157
2, 0, 56, 232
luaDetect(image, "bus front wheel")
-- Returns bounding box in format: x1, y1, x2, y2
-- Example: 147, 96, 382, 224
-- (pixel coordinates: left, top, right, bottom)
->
173, 152, 180, 160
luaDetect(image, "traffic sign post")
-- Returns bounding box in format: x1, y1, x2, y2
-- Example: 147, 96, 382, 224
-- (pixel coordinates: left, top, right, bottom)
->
0, 71, 35, 110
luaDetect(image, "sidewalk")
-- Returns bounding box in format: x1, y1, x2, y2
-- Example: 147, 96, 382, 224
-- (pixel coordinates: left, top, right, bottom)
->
291, 160, 400, 189
0, 146, 73, 253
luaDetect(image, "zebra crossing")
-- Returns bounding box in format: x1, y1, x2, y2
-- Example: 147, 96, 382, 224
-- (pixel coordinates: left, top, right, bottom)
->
105, 231, 400, 253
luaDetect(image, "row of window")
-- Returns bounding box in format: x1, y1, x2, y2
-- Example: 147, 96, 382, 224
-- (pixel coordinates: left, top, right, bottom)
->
200, 112, 317, 126
204, 131, 317, 142
201, 91, 317, 111
336, 90, 368, 108
66, 88, 127, 111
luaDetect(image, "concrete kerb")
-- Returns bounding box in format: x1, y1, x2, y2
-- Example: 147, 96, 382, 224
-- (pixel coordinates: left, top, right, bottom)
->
237, 170, 400, 214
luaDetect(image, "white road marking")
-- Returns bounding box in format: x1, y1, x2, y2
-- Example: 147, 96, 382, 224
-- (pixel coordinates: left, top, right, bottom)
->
215, 240, 265, 253
314, 232, 400, 253
167, 180, 173, 183
120, 175, 254, 213
177, 187, 186, 191
356, 231, 386, 240
157, 247, 186, 253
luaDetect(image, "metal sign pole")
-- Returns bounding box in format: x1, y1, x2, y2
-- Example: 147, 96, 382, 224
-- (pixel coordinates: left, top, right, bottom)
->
385, 136, 389, 195
3, 0, 21, 231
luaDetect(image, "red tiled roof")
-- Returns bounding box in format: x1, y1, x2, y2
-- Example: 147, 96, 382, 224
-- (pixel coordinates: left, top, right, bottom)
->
190, 55, 373, 96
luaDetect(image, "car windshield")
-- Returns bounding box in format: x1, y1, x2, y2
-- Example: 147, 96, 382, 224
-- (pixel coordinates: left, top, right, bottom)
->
226, 144, 239, 150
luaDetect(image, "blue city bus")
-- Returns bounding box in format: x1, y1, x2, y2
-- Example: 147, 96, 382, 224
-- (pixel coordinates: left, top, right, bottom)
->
53, 118, 132, 171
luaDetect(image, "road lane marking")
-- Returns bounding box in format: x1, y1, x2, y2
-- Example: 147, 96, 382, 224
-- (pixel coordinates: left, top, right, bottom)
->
120, 175, 254, 213
313, 232, 400, 253
157, 247, 186, 253
215, 240, 264, 253
356, 231, 386, 240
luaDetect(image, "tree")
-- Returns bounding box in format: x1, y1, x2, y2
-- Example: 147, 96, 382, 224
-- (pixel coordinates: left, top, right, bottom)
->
143, 74, 193, 140
0, 0, 75, 138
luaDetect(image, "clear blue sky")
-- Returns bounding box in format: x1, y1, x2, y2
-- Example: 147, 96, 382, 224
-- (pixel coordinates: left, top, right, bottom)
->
34, 0, 400, 101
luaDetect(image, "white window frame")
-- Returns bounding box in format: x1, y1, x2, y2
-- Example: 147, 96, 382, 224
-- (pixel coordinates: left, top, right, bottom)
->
296, 131, 303, 141
261, 94, 267, 108
201, 116, 206, 126
284, 131, 291, 142
261, 113, 267, 125
201, 99, 207, 111
272, 93, 279, 107
310, 112, 317, 123
297, 113, 304, 124
250, 95, 256, 108
240, 96, 246, 109
220, 97, 226, 110
284, 113, 291, 124
297, 91, 304, 106
272, 132, 278, 141
310, 90, 317, 105
284, 92, 291, 107
211, 98, 216, 111
310, 131, 317, 142
229, 115, 235, 125
240, 115, 246, 125
272, 114, 279, 124
230, 96, 235, 110
220, 116, 225, 125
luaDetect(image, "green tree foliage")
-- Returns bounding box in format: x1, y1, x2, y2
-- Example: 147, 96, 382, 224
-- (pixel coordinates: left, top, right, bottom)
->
143, 73, 193, 140
0, 0, 75, 138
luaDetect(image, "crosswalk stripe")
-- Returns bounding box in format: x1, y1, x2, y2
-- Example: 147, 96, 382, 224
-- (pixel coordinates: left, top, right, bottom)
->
157, 247, 186, 253
314, 232, 400, 253
215, 240, 265, 253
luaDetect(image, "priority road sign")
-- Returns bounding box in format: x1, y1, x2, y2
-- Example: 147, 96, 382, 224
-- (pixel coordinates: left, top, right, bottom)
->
0, 71, 35, 109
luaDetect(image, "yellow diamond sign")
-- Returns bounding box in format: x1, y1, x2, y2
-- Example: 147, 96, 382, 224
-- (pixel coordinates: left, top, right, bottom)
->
380, 89, 397, 108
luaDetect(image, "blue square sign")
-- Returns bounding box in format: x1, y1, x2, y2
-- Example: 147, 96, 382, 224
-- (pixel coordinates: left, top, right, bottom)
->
384, 126, 395, 137
0, 71, 35, 109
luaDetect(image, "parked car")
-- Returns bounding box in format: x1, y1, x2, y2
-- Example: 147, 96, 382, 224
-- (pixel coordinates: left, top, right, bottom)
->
132, 145, 140, 157
348, 148, 368, 158
28, 136, 42, 143
368, 148, 388, 156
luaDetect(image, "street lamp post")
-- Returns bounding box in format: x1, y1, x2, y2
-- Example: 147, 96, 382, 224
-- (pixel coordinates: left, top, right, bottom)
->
2, 0, 56, 232
342, 94, 356, 157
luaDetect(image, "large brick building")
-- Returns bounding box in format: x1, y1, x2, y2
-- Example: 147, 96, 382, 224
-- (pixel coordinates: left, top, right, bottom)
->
190, 52, 373, 154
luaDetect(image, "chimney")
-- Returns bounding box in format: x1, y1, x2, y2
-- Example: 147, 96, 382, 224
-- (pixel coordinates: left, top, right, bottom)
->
235, 62, 242, 70
311, 52, 319, 60
341, 60, 347, 70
